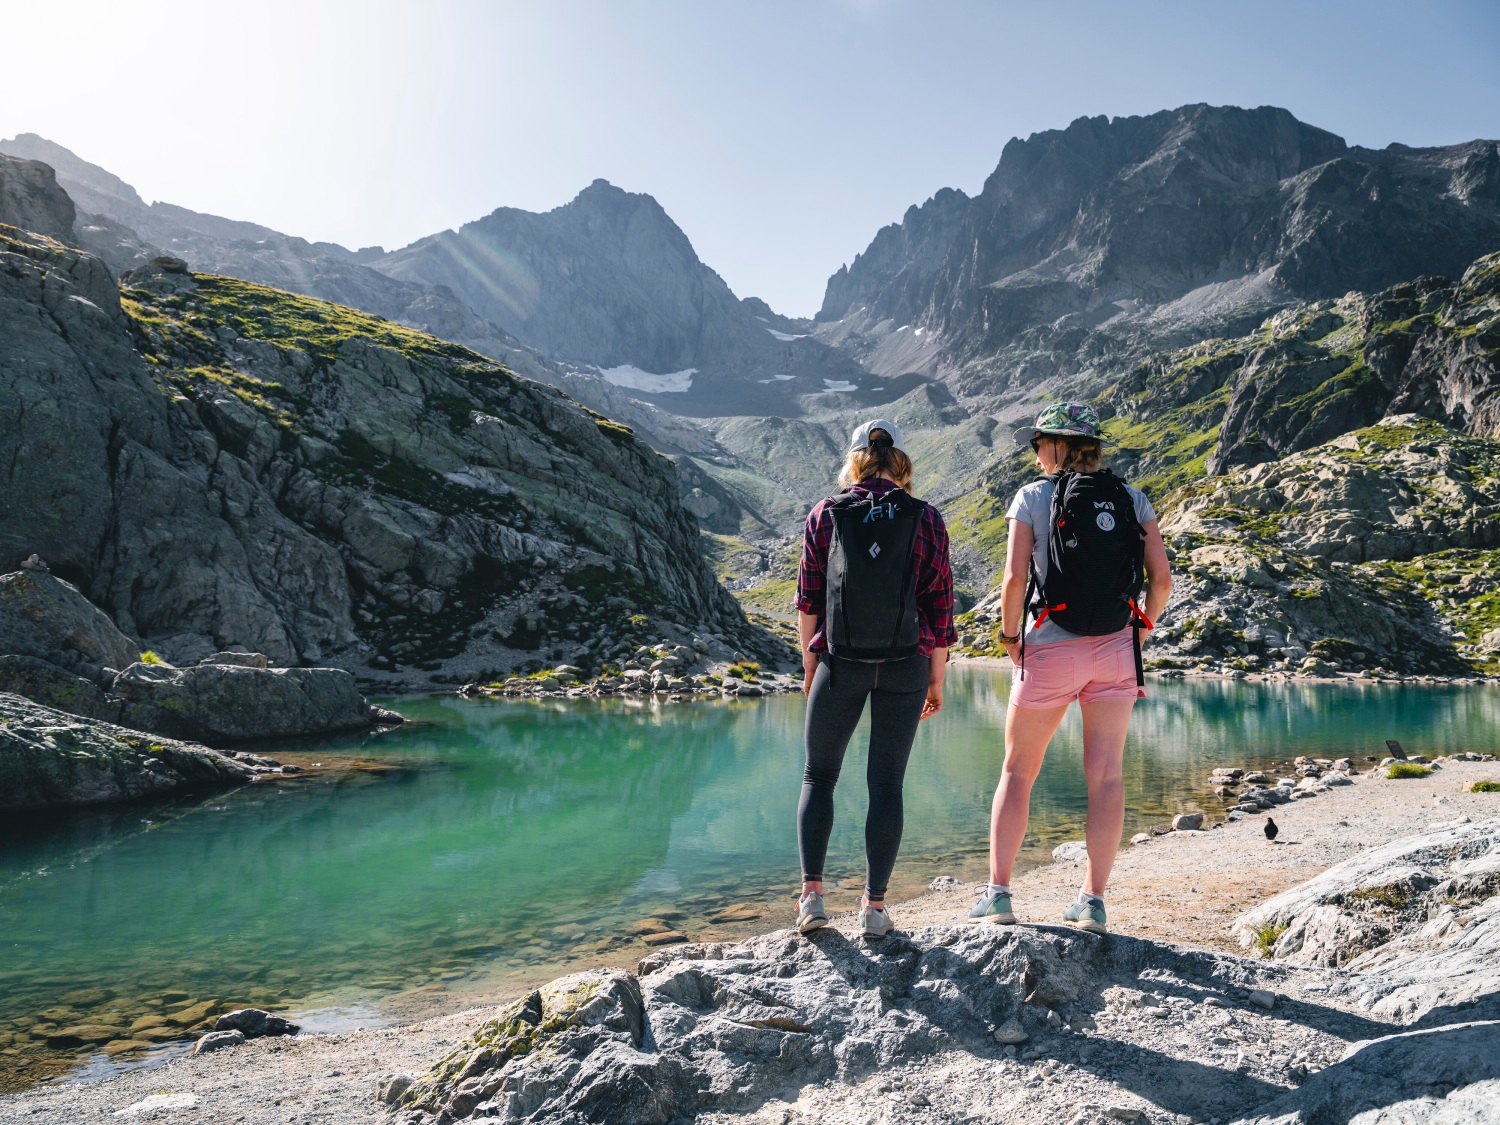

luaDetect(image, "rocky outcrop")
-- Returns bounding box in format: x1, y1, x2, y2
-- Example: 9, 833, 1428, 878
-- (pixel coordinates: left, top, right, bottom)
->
0, 225, 769, 688
0, 692, 255, 809
0, 133, 531, 359
1234, 818, 1500, 1018
390, 826, 1500, 1123
0, 154, 75, 242
0, 567, 391, 740
110, 660, 375, 742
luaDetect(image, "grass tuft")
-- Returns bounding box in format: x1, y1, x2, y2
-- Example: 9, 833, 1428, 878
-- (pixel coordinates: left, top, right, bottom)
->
1248, 921, 1288, 959
1384, 763, 1432, 779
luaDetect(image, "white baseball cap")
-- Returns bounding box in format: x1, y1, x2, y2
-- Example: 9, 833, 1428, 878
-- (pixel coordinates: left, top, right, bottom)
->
849, 418, 904, 454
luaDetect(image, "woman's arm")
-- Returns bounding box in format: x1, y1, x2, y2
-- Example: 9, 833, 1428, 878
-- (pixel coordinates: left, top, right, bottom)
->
799, 611, 819, 695
914, 508, 958, 718
1140, 519, 1172, 632
999, 518, 1033, 663
794, 502, 831, 694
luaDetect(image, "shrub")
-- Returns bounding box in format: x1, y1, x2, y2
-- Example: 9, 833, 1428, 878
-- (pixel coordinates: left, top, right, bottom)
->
1385, 762, 1432, 779
1467, 780, 1500, 793
139, 650, 165, 665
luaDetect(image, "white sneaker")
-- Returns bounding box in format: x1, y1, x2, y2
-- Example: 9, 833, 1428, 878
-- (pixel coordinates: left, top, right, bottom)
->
796, 892, 828, 933
859, 902, 895, 937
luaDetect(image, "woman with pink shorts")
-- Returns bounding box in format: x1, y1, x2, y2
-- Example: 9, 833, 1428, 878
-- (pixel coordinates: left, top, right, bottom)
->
968, 402, 1172, 934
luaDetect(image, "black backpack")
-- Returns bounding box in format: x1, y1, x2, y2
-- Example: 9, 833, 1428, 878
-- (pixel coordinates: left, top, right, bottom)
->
824, 487, 926, 661
1024, 469, 1150, 684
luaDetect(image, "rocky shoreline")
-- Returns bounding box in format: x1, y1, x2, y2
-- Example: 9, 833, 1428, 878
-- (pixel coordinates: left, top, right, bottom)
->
457, 639, 800, 700
2, 761, 1495, 1123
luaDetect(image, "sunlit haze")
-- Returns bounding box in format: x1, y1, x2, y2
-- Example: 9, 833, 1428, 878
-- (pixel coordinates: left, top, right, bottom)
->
5, 0, 1500, 314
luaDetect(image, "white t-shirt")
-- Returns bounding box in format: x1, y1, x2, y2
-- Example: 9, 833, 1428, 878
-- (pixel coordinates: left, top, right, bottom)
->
1006, 477, 1157, 646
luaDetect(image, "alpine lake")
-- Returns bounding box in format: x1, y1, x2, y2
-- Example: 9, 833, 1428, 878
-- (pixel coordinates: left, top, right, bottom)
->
3, 668, 1499, 1090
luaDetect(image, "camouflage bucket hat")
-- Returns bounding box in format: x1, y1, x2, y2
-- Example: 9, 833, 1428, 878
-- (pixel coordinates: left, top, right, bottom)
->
1010, 401, 1111, 448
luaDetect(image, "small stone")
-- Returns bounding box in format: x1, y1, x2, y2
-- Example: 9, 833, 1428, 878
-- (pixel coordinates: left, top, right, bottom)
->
1044, 1008, 1065, 1028
1247, 989, 1276, 1010
707, 903, 763, 923
626, 918, 672, 936
192, 1029, 244, 1054
1202, 996, 1227, 1008
993, 1018, 1029, 1044
1130, 833, 1151, 845
1052, 841, 1089, 863
907, 1092, 930, 1106
1172, 812, 1205, 831
641, 930, 688, 947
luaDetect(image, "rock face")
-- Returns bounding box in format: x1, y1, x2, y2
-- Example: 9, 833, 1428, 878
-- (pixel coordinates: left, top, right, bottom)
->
394, 839, 1500, 1124
0, 224, 766, 685
815, 105, 1500, 406
0, 692, 255, 810
374, 179, 866, 413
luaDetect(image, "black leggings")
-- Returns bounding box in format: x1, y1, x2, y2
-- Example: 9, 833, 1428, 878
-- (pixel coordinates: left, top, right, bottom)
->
797, 652, 930, 899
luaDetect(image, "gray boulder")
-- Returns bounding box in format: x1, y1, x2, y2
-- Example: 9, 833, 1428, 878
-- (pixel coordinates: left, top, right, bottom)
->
0, 569, 139, 671
213, 1008, 300, 1039
112, 661, 374, 742
0, 692, 255, 810
0, 654, 116, 721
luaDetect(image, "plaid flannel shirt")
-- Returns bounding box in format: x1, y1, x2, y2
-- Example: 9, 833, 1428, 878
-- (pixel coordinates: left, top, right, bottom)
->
795, 478, 957, 656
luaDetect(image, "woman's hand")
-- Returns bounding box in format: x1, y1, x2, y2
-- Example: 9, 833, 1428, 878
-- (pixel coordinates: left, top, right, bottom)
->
1001, 637, 1020, 665
920, 678, 944, 720
801, 650, 819, 695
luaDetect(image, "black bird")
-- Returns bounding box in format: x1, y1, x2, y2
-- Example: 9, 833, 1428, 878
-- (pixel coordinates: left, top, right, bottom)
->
1265, 817, 1279, 843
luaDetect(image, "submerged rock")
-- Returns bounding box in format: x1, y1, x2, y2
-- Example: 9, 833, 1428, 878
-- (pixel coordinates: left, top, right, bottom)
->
0, 692, 255, 810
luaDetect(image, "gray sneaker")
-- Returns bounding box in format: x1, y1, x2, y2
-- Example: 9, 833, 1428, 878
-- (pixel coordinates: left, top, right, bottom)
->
859, 902, 894, 938
1064, 898, 1107, 934
968, 889, 1018, 925
796, 892, 828, 933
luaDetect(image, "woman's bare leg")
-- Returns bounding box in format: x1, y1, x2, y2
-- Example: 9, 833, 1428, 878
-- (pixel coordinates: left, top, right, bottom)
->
1078, 699, 1135, 896
988, 703, 1069, 885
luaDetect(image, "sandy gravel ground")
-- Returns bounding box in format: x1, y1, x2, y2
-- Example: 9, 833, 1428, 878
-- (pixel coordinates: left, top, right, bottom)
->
2, 763, 1496, 1125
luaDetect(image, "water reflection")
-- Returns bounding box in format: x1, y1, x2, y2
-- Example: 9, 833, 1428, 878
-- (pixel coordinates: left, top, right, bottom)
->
0, 671, 1496, 1086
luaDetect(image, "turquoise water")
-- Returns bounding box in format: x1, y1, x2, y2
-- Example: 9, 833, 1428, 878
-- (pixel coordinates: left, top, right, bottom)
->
1, 669, 1497, 1084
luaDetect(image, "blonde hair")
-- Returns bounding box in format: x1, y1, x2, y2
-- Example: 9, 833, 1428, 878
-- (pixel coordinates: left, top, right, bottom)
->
1061, 436, 1102, 472
838, 429, 913, 490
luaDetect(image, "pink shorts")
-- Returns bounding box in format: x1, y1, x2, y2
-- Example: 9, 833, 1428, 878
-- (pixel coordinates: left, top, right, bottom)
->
1009, 629, 1145, 709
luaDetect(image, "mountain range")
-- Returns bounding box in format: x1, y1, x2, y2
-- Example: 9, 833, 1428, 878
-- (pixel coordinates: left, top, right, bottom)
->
4, 102, 1500, 678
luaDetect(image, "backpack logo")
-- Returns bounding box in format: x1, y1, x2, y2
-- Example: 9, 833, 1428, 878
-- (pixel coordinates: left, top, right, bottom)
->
863, 503, 896, 523
868, 542, 882, 559
1095, 512, 1116, 531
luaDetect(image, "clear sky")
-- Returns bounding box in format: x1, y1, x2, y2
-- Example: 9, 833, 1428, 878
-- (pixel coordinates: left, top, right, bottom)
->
5, 0, 1500, 316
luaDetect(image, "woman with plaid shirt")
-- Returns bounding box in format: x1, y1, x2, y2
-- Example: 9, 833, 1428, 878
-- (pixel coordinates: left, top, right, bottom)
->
792, 419, 957, 938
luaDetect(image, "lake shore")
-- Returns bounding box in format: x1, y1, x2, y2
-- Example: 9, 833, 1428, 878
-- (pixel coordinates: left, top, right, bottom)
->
4, 757, 1496, 1123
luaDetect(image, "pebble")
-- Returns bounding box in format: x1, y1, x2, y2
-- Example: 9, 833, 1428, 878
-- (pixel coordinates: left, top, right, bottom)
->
1130, 833, 1151, 845
1247, 989, 1276, 1010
